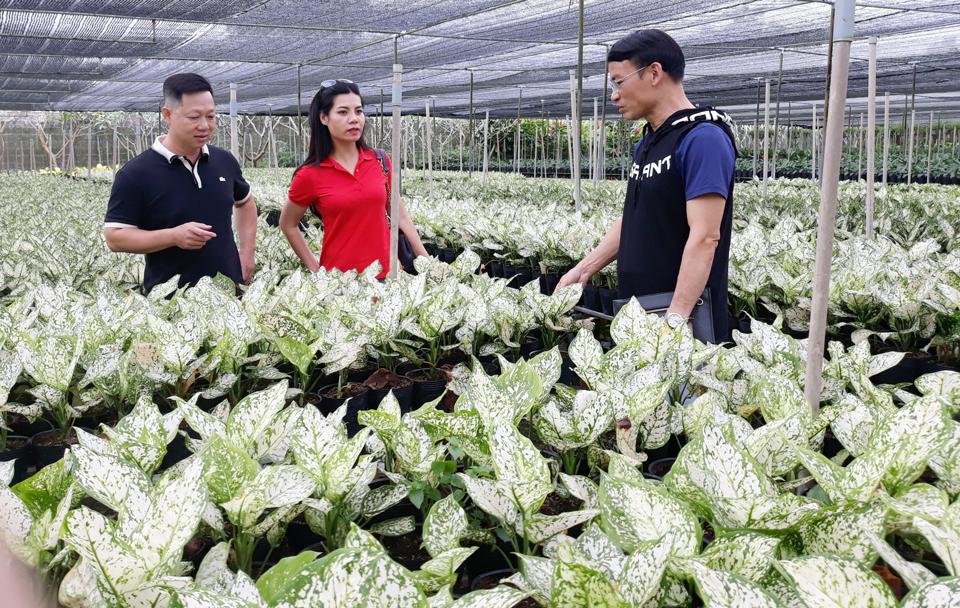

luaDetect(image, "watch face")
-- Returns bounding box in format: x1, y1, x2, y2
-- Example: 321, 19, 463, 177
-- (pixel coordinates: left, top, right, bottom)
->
666, 313, 683, 329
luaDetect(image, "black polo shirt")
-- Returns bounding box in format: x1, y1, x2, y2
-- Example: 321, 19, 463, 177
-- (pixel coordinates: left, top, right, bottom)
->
105, 138, 251, 294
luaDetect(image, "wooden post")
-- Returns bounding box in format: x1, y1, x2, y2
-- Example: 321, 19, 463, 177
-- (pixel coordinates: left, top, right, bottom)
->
804, 0, 855, 417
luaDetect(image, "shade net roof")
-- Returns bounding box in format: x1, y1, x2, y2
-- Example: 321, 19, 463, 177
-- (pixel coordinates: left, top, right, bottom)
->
2, 0, 960, 121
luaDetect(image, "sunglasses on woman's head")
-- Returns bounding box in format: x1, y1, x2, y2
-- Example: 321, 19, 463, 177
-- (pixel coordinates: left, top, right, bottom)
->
320, 79, 354, 89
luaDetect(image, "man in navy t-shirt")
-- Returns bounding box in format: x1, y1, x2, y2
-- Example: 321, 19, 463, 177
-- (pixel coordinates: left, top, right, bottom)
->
557, 29, 736, 342
104, 73, 258, 294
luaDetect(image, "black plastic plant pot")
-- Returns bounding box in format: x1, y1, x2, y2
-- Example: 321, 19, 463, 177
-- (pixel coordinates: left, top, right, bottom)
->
871, 356, 924, 387
469, 568, 517, 592
599, 288, 617, 316
582, 284, 602, 312
443, 250, 459, 264
486, 261, 503, 278
540, 272, 559, 295
284, 516, 323, 554
514, 268, 533, 288
159, 428, 196, 471
646, 457, 676, 479
30, 427, 91, 471
317, 384, 371, 436
519, 335, 542, 360
0, 436, 33, 484
502, 264, 519, 283
404, 369, 448, 408
367, 381, 415, 414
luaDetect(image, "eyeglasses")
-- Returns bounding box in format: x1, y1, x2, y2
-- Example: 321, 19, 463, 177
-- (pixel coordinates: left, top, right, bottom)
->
610, 65, 649, 93
320, 79, 354, 89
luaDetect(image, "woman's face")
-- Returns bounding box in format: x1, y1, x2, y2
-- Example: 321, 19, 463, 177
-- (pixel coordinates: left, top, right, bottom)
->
320, 92, 365, 144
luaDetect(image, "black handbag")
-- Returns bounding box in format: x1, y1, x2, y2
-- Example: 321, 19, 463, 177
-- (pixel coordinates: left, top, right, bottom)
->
613, 287, 716, 343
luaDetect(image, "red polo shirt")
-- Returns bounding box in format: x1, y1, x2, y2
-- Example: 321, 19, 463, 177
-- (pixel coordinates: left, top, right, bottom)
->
288, 147, 391, 278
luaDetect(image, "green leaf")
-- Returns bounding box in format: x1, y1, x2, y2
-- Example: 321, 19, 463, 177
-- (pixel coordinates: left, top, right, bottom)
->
551, 556, 627, 608
860, 526, 935, 591
487, 423, 551, 514
524, 509, 600, 544
451, 586, 530, 608
421, 547, 477, 579
64, 508, 147, 606
872, 396, 951, 493
569, 328, 603, 373
900, 578, 960, 608
195, 542, 231, 592
598, 473, 700, 556
698, 531, 781, 582
226, 381, 289, 449
70, 442, 153, 524
687, 560, 783, 608
913, 516, 960, 577
369, 515, 416, 537
797, 502, 887, 566
169, 588, 263, 608
11, 457, 72, 519
775, 555, 897, 608
200, 436, 260, 505
256, 552, 320, 605
616, 536, 672, 607
131, 459, 208, 574
423, 495, 468, 557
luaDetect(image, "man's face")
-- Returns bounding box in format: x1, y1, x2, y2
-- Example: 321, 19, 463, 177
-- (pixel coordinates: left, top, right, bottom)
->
163, 91, 216, 152
609, 59, 650, 122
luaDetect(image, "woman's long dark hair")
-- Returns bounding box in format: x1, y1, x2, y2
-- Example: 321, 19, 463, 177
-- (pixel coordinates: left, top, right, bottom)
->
296, 80, 369, 176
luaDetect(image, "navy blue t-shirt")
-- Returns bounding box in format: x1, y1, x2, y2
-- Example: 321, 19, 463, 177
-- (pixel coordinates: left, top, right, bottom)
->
635, 123, 735, 200
105, 140, 251, 294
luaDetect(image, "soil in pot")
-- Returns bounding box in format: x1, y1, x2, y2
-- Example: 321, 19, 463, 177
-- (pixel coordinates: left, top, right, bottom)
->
538, 491, 583, 516
347, 363, 380, 384
406, 368, 450, 408
318, 384, 371, 436
7, 413, 50, 438
31, 427, 89, 470
872, 564, 906, 601
0, 436, 33, 484
363, 369, 415, 413
380, 525, 431, 571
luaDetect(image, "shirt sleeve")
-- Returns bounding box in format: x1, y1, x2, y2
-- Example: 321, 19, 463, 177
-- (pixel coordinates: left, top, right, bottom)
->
232, 157, 252, 205
676, 123, 735, 201
104, 167, 144, 229
287, 166, 316, 208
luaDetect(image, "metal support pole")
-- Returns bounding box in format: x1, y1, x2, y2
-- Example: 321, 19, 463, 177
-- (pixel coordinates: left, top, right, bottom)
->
805, 0, 856, 417
482, 110, 489, 186
112, 125, 119, 178
927, 111, 934, 184
907, 110, 915, 184
882, 92, 890, 187
30, 139, 35, 172
296, 67, 303, 158
230, 83, 239, 161
468, 70, 474, 178
426, 101, 435, 196
601, 53, 609, 180
390, 62, 403, 279
812, 104, 817, 182
574, 0, 584, 211
762, 79, 771, 196
592, 97, 599, 186
753, 79, 761, 178
570, 72, 582, 211
267, 107, 280, 187
866, 38, 877, 237
857, 113, 863, 180
515, 87, 523, 173
772, 50, 784, 179
86, 131, 92, 179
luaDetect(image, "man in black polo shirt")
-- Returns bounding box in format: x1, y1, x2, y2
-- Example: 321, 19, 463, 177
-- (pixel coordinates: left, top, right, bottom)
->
557, 30, 736, 342
104, 73, 257, 294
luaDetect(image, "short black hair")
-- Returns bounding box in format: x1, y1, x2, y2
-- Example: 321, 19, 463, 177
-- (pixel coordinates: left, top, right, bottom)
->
163, 73, 214, 108
607, 29, 685, 82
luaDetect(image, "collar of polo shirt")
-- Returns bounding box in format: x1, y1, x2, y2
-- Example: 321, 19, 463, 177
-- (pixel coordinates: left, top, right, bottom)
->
152, 137, 210, 163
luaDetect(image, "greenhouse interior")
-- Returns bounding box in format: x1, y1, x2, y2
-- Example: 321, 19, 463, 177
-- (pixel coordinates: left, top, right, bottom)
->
2, 0, 960, 606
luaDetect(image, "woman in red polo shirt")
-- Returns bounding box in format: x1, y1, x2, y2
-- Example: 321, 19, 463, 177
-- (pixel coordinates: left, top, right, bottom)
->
279, 80, 427, 278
